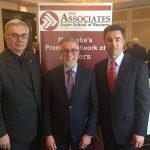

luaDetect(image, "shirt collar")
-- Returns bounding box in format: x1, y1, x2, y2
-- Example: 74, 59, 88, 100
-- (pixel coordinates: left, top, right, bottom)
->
7, 48, 26, 62
108, 52, 124, 67
64, 63, 78, 74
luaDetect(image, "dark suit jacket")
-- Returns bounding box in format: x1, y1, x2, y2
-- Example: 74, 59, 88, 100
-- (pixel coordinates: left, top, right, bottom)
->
126, 45, 148, 62
94, 53, 150, 145
0, 50, 41, 143
43, 65, 98, 144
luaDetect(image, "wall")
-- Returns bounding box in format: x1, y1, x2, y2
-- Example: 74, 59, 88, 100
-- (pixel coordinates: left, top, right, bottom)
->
113, 5, 150, 51
0, 1, 150, 52
0, 0, 37, 52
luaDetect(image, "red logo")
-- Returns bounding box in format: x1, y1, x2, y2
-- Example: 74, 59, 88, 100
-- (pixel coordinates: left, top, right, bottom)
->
40, 11, 59, 31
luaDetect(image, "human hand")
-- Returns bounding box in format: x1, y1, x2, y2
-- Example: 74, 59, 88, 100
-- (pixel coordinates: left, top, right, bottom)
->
131, 134, 144, 149
95, 126, 101, 140
45, 135, 57, 150
79, 134, 92, 149
0, 134, 10, 150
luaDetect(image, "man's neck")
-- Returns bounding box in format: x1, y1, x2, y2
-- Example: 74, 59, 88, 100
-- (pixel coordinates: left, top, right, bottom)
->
9, 49, 24, 56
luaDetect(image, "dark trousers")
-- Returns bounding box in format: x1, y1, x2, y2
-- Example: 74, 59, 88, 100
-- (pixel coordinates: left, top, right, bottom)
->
10, 133, 41, 150
10, 140, 41, 150
11, 143, 30, 150
103, 129, 135, 150
103, 138, 135, 150
56, 130, 93, 150
57, 141, 93, 150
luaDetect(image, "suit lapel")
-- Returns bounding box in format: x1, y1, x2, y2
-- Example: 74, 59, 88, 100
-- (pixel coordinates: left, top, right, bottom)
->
25, 52, 41, 108
25, 53, 37, 90
4, 50, 31, 88
73, 65, 80, 97
57, 66, 69, 104
103, 59, 111, 93
68, 65, 82, 104
113, 54, 130, 95
60, 66, 68, 99
99, 58, 111, 94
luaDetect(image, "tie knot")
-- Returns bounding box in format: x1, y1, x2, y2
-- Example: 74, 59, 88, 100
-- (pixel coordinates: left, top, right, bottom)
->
110, 60, 116, 69
111, 60, 115, 65
67, 70, 74, 76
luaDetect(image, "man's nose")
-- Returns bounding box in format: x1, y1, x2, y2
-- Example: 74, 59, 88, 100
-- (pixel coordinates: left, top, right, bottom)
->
67, 51, 73, 56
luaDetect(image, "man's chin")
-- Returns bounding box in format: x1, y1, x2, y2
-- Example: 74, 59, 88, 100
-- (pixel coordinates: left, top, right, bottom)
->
64, 62, 76, 68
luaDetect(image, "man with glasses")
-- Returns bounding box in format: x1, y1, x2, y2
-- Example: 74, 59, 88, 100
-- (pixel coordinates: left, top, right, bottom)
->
43, 38, 98, 150
0, 19, 41, 150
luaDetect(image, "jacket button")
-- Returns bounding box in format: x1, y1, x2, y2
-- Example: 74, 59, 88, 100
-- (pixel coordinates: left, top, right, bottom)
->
69, 106, 72, 109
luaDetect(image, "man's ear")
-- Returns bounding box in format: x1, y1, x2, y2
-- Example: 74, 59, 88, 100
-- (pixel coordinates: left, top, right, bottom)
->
4, 33, 7, 41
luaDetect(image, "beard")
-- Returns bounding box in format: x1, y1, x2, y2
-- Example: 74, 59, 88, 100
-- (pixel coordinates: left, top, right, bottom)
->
63, 56, 78, 69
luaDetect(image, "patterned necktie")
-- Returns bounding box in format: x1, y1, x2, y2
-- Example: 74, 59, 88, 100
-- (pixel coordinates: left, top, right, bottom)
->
66, 70, 74, 100
108, 60, 116, 92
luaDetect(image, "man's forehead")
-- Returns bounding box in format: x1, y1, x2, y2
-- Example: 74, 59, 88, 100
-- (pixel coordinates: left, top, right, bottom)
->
6, 24, 28, 32
105, 31, 123, 39
61, 42, 79, 47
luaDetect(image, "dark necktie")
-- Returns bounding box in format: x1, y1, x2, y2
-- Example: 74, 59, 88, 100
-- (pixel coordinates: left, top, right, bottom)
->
108, 60, 116, 92
66, 70, 74, 100
19, 56, 32, 89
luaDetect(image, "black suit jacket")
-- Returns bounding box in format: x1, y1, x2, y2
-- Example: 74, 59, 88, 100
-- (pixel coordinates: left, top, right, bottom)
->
127, 45, 148, 62
94, 53, 150, 145
0, 50, 41, 143
43, 65, 98, 144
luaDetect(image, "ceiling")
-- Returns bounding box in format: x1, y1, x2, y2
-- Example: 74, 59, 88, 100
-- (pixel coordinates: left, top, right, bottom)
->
2, 0, 133, 3
21, 0, 133, 3
2, 0, 150, 9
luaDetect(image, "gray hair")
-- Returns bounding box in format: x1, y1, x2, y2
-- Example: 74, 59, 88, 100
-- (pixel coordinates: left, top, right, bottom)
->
4, 19, 29, 33
132, 37, 140, 45
59, 37, 79, 46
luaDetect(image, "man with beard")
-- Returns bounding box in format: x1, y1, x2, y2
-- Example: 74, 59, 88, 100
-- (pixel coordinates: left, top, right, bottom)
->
43, 37, 98, 150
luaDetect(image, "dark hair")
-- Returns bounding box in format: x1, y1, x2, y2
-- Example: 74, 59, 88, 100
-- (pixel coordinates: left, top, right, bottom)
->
103, 24, 125, 39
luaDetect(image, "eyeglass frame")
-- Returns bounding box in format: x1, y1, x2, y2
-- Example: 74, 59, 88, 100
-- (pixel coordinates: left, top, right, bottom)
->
6, 33, 29, 40
61, 48, 79, 54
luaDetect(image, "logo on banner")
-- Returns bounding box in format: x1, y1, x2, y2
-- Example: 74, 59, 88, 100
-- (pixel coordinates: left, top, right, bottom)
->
40, 11, 59, 31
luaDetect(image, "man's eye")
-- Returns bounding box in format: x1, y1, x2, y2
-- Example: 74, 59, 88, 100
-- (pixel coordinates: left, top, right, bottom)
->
64, 49, 69, 53
71, 49, 76, 53
12, 33, 20, 37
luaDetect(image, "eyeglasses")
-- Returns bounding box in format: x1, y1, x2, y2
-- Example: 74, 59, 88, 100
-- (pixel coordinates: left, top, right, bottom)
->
7, 33, 29, 40
62, 49, 79, 54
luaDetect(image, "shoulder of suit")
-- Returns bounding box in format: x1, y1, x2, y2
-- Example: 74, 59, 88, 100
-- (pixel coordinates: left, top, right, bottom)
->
78, 64, 93, 73
25, 51, 40, 63
0, 50, 8, 61
124, 53, 145, 66
95, 58, 107, 67
25, 51, 37, 58
76, 65, 94, 82
47, 65, 63, 75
